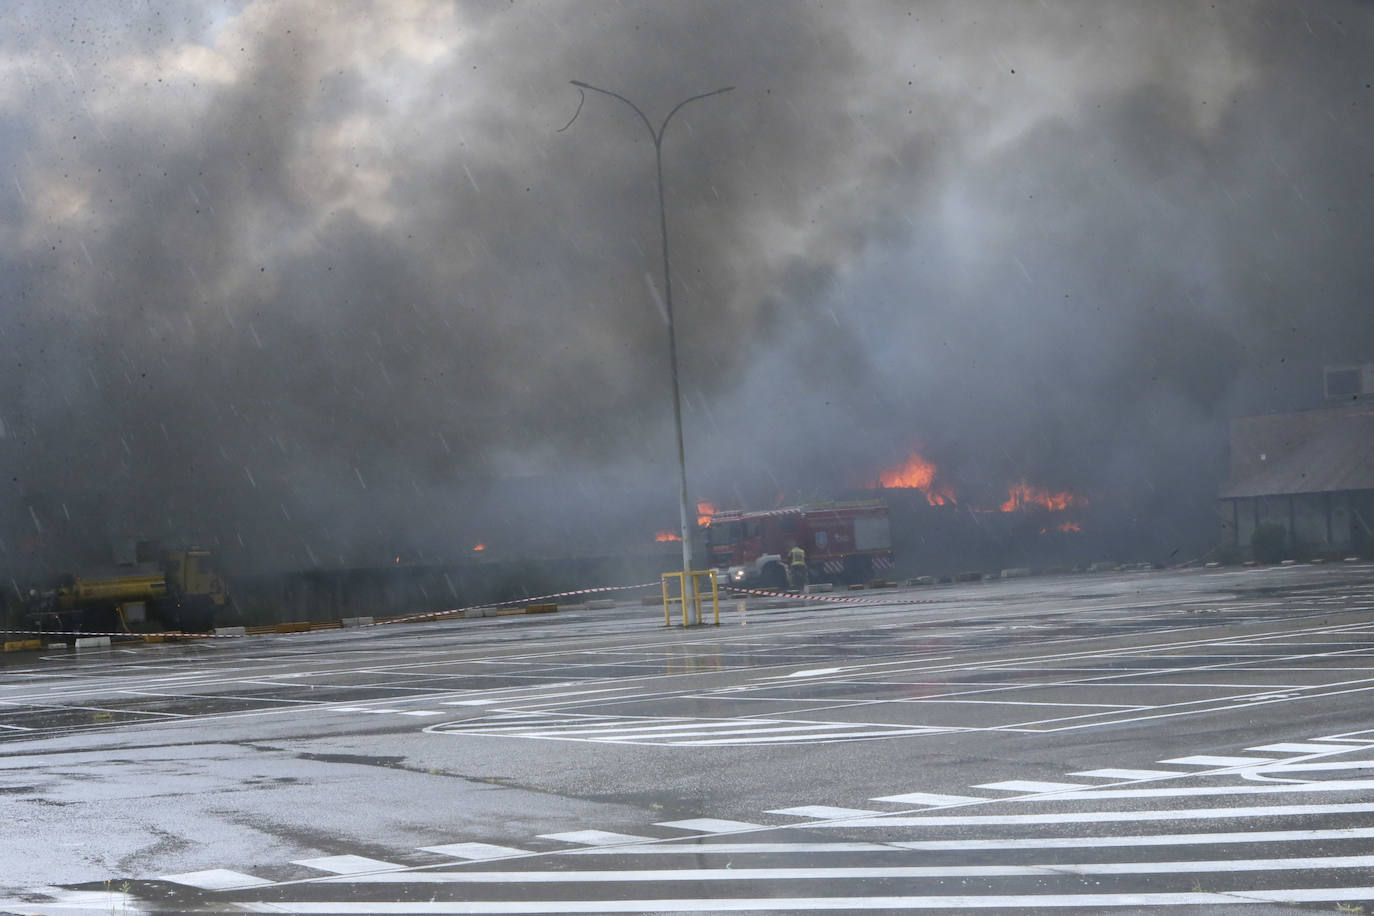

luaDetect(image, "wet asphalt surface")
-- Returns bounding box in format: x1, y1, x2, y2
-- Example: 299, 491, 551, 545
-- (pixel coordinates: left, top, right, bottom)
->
6, 563, 1374, 914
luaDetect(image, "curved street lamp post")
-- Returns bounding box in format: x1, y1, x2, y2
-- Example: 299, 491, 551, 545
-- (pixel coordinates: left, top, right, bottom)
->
567, 80, 733, 595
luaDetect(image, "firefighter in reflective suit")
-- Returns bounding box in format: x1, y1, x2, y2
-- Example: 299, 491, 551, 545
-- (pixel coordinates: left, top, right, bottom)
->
788, 543, 809, 592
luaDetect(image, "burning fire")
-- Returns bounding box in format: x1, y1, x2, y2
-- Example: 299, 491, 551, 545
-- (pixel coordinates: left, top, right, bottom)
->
866, 445, 1087, 524
1040, 522, 1083, 534
999, 481, 1084, 513
655, 530, 683, 542
472, 543, 486, 552
697, 501, 715, 527
874, 450, 956, 506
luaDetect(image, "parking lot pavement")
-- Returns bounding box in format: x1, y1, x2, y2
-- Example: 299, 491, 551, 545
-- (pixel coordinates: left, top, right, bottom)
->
5, 562, 1374, 913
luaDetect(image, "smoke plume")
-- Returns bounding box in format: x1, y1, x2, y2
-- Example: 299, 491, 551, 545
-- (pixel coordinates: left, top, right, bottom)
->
1, 1, 1371, 575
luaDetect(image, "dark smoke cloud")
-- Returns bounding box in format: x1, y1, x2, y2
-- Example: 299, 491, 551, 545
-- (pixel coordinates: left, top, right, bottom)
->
0, 1, 1370, 577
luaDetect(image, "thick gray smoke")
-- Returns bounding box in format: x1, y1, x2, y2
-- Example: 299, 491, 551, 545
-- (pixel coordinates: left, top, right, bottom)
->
1, 1, 1371, 576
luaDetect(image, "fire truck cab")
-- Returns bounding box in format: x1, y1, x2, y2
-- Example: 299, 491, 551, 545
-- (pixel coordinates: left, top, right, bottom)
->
707, 500, 894, 589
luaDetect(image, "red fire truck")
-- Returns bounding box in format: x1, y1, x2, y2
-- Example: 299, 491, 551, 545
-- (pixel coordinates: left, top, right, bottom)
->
706, 500, 894, 589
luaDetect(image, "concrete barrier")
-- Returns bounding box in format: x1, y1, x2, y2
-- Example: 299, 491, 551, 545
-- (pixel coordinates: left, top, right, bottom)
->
340, 617, 374, 627
214, 626, 248, 636
3, 639, 43, 652
74, 636, 111, 649
1000, 568, 1032, 579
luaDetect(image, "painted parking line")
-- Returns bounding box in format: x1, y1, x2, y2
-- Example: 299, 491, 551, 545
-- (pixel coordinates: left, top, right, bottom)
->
1247, 742, 1365, 754
568, 826, 1374, 855
804, 800, 1374, 827
420, 843, 528, 861
537, 830, 655, 846
227, 887, 1374, 913
1161, 755, 1276, 767
870, 792, 986, 806
767, 806, 881, 819
294, 855, 405, 875
977, 778, 1374, 801
973, 780, 1091, 793
569, 842, 898, 856
159, 868, 274, 890
300, 854, 1374, 882
1069, 768, 1185, 780
655, 819, 765, 833
426, 714, 953, 747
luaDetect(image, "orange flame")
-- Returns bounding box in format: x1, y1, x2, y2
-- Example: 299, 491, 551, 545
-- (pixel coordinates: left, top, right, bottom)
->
876, 451, 956, 506
472, 543, 486, 552
1000, 481, 1083, 513
655, 530, 683, 542
697, 501, 715, 527
1040, 521, 1083, 534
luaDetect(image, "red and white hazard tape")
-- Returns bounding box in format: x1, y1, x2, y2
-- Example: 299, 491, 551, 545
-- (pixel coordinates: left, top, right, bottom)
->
372, 582, 660, 627
723, 586, 889, 605
1, 627, 238, 640
1, 581, 663, 641
2, 579, 942, 643
723, 585, 945, 606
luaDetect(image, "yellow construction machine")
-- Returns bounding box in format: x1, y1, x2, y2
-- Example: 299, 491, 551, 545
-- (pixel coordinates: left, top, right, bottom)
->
29, 547, 226, 634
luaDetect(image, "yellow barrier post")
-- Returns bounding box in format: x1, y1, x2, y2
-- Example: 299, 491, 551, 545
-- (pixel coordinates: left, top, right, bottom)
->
662, 570, 720, 627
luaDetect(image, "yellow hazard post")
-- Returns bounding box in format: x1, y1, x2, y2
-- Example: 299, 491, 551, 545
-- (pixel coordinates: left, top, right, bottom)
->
661, 570, 720, 627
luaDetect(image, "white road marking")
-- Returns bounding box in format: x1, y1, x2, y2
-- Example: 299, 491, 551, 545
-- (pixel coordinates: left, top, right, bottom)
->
159, 868, 273, 890
537, 830, 653, 846
871, 792, 986, 806
315, 854, 1374, 882
1255, 760, 1374, 774
973, 780, 1090, 793
430, 715, 951, 746
525, 720, 812, 736
994, 778, 1374, 801
1070, 768, 1185, 780
565, 826, 1374, 855
806, 800, 1374, 827
420, 843, 527, 860
768, 806, 880, 819
655, 818, 764, 833
673, 726, 949, 746
569, 843, 896, 856
1161, 755, 1275, 767
230, 887, 1374, 912
1248, 742, 1363, 754
888, 826, 1374, 850
294, 855, 404, 875
441, 688, 637, 707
